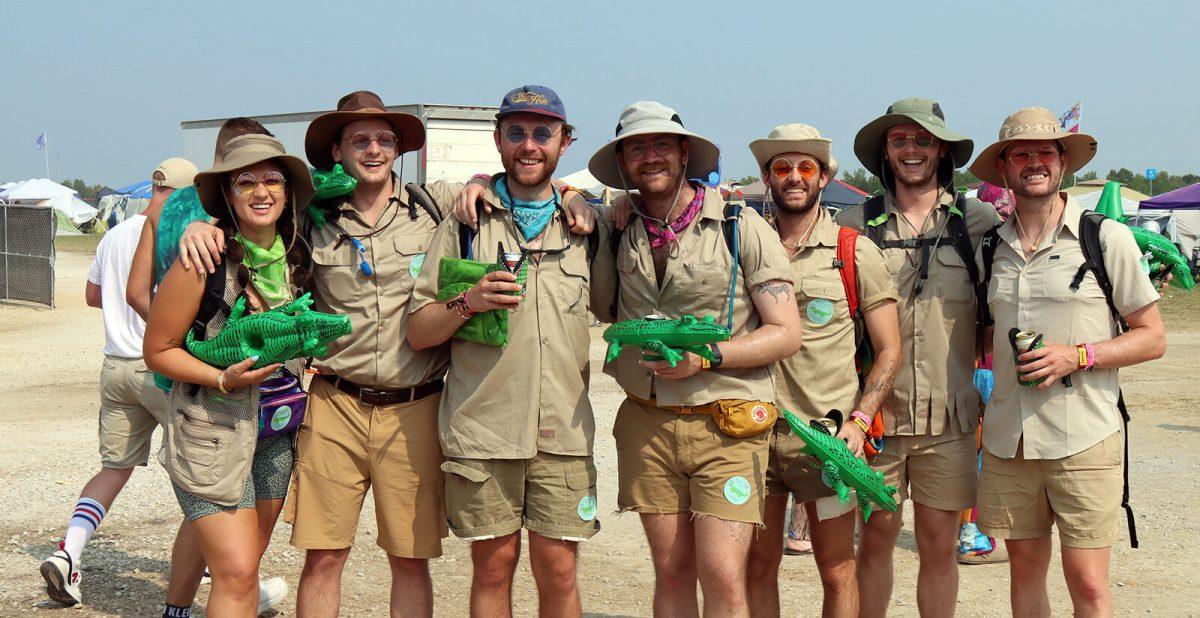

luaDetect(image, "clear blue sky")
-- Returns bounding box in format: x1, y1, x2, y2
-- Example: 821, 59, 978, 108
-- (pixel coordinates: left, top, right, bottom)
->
5, 0, 1196, 186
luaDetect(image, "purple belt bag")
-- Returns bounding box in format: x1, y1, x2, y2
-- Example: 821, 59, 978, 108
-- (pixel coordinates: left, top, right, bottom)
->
257, 373, 307, 439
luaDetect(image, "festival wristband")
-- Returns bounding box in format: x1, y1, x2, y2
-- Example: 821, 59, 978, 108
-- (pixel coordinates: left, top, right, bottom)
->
849, 410, 872, 435
469, 174, 491, 185
700, 356, 711, 370
1083, 342, 1096, 371
446, 291, 476, 320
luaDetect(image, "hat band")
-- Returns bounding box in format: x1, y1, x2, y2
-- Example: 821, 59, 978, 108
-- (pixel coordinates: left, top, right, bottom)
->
1002, 122, 1063, 139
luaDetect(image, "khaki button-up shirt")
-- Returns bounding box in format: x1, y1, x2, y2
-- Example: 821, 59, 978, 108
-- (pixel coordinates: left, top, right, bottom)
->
837, 191, 1000, 436
309, 174, 448, 389
591, 186, 794, 406
775, 208, 898, 421
979, 195, 1158, 460
411, 178, 595, 459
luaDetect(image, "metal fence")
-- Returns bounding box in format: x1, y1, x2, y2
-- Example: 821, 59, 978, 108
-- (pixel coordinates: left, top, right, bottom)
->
0, 204, 55, 307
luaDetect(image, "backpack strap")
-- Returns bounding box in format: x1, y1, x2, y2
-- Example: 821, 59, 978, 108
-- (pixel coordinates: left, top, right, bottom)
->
405, 183, 443, 225
457, 200, 484, 260
835, 226, 861, 320
723, 202, 743, 331
863, 194, 887, 248
1073, 211, 1130, 333
944, 193, 985, 360
1116, 390, 1138, 548
979, 223, 1004, 332
192, 260, 230, 342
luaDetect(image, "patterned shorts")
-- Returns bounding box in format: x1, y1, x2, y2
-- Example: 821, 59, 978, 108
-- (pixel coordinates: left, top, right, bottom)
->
173, 433, 294, 521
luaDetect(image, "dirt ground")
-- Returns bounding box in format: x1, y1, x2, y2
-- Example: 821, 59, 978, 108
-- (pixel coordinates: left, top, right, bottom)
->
1, 239, 1197, 617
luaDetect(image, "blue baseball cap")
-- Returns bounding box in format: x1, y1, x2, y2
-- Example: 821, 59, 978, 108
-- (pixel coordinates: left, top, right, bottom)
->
496, 85, 566, 122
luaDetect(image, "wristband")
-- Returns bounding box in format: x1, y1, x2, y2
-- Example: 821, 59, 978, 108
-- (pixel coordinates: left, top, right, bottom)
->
1076, 344, 1088, 370
216, 370, 231, 394
707, 343, 723, 369
446, 291, 477, 320
849, 410, 872, 435
1083, 342, 1096, 371
699, 356, 711, 370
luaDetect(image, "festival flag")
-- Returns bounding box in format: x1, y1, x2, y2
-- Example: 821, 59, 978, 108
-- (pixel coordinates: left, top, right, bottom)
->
1059, 102, 1081, 133
35, 132, 47, 150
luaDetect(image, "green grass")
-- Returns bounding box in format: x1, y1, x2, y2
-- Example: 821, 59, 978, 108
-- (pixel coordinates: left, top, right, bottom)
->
54, 233, 102, 255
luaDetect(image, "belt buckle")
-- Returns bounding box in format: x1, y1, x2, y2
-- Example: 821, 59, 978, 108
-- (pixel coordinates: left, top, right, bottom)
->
358, 387, 384, 405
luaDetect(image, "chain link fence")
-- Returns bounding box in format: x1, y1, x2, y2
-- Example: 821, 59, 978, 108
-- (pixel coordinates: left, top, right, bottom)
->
0, 204, 56, 307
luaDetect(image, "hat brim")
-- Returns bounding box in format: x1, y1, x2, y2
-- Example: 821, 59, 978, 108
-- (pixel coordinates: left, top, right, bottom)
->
748, 139, 839, 180
304, 110, 426, 171
853, 113, 973, 178
195, 153, 316, 221
968, 131, 1097, 187
588, 125, 721, 190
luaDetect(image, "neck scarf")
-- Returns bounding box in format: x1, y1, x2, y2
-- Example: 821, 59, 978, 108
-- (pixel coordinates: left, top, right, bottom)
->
495, 175, 559, 241
644, 182, 704, 249
237, 233, 290, 308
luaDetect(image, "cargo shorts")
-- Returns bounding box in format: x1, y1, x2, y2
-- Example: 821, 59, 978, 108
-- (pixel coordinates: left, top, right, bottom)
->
98, 356, 167, 469
869, 427, 978, 512
613, 396, 769, 525
977, 431, 1124, 549
440, 453, 600, 542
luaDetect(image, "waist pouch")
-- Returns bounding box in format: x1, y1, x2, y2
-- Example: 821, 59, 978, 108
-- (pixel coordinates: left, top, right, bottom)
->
257, 372, 306, 439
437, 257, 524, 347
712, 399, 778, 438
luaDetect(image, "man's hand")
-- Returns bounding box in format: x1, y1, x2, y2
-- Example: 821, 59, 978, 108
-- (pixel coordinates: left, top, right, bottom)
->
1018, 342, 1078, 389
612, 192, 634, 230
836, 423, 867, 459
640, 352, 703, 380
466, 270, 523, 311
179, 221, 224, 273
561, 190, 595, 235
452, 178, 492, 231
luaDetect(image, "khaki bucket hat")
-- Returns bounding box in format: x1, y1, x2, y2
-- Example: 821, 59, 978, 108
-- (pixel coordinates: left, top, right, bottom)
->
968, 107, 1098, 187
588, 101, 720, 190
194, 134, 315, 220
853, 97, 973, 178
304, 90, 426, 170
748, 124, 838, 178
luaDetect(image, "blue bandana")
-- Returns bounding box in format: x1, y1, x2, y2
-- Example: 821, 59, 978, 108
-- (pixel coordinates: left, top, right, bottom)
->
495, 175, 559, 241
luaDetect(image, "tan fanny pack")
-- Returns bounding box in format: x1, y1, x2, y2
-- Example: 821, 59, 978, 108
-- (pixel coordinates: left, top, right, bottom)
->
630, 395, 778, 439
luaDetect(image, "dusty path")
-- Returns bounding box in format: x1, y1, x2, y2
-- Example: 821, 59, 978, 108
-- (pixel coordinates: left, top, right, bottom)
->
0, 245, 1196, 616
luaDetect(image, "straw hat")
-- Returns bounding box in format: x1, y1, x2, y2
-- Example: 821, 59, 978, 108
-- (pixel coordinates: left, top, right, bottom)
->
968, 107, 1097, 186
748, 124, 838, 178
304, 90, 425, 170
194, 134, 315, 219
588, 101, 720, 190
853, 97, 973, 178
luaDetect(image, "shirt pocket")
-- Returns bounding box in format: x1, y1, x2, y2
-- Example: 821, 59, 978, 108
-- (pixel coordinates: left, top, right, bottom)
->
797, 277, 847, 328
557, 255, 591, 317
1040, 257, 1104, 303
935, 248, 975, 303
311, 244, 360, 297
394, 237, 429, 294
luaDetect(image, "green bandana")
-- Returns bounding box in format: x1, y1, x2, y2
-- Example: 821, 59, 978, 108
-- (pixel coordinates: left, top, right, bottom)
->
237, 233, 290, 308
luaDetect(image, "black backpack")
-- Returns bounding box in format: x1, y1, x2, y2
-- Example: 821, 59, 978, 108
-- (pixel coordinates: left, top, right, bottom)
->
979, 210, 1139, 548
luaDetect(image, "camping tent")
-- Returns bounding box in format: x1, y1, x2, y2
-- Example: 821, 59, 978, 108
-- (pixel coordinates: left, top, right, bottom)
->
45, 193, 98, 226
95, 194, 150, 230
558, 169, 607, 198
1137, 182, 1200, 257
0, 178, 76, 202
114, 180, 154, 199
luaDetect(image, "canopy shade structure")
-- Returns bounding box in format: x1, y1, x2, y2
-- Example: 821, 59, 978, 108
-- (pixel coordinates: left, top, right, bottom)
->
1140, 183, 1200, 211
0, 178, 76, 201
114, 180, 154, 199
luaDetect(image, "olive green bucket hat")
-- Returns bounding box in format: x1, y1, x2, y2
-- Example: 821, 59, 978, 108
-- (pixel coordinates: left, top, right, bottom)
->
853, 97, 974, 178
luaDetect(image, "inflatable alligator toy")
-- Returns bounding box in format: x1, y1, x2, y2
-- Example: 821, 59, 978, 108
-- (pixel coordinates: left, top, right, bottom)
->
603, 314, 731, 367
186, 293, 352, 369
781, 409, 899, 521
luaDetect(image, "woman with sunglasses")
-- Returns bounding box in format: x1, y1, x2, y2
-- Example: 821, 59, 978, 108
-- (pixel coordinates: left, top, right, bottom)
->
145, 134, 315, 616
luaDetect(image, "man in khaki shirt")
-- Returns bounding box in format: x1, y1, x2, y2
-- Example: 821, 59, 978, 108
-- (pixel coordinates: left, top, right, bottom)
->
408, 85, 598, 618
969, 107, 1164, 617
836, 98, 1000, 617
743, 124, 901, 618
175, 91, 450, 617
588, 101, 802, 616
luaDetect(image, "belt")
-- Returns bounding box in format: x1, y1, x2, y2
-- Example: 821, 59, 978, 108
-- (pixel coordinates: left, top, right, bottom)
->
318, 374, 444, 406
626, 393, 718, 416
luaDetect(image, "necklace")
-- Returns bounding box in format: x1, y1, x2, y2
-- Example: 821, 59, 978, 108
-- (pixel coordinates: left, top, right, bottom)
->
1013, 203, 1057, 254
779, 209, 821, 254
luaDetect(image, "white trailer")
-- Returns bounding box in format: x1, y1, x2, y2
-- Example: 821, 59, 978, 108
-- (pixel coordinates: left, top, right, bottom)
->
180, 103, 503, 184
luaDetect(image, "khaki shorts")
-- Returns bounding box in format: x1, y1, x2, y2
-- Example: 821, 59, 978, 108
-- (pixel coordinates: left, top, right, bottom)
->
441, 453, 599, 541
98, 356, 167, 469
286, 377, 447, 558
766, 421, 836, 503
977, 432, 1124, 549
869, 428, 977, 511
613, 396, 768, 525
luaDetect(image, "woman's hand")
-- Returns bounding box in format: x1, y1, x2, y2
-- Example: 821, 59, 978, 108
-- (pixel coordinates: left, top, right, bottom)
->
219, 356, 283, 390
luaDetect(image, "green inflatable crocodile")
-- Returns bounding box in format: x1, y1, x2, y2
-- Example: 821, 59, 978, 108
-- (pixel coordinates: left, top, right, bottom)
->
185, 293, 352, 369
781, 409, 899, 522
602, 314, 731, 367
1094, 180, 1194, 290
436, 256, 528, 347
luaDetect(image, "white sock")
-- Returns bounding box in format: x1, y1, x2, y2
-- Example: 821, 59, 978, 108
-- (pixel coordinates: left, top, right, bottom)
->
62, 497, 105, 562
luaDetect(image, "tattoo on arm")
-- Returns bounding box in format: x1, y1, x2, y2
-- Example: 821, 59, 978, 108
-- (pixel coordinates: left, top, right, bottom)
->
755, 282, 791, 303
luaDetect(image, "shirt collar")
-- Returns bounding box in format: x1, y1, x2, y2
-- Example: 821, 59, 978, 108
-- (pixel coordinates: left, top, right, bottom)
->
879, 188, 958, 222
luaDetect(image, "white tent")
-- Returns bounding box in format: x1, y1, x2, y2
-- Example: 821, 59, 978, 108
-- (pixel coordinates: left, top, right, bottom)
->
0, 178, 76, 202
45, 193, 98, 226
558, 168, 608, 198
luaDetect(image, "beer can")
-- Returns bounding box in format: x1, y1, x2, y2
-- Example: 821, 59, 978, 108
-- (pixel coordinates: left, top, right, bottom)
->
501, 252, 527, 295
1013, 330, 1044, 387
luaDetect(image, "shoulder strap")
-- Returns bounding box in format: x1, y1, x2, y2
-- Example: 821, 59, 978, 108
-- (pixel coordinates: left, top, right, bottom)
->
979, 223, 1004, 327
192, 260, 230, 342
835, 226, 860, 319
457, 201, 484, 260
863, 194, 886, 247
405, 183, 443, 225
1074, 211, 1130, 333
946, 193, 986, 360
723, 202, 743, 331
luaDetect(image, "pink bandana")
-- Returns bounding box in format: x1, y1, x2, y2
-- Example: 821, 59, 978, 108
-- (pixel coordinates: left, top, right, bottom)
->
644, 183, 704, 249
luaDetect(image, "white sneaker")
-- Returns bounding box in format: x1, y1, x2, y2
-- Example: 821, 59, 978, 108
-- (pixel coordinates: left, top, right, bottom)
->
257, 576, 288, 615
39, 549, 82, 606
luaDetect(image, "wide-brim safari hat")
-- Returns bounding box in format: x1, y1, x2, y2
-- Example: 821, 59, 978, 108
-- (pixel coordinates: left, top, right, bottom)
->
853, 97, 973, 179
304, 90, 425, 170
748, 123, 838, 179
588, 101, 720, 190
194, 134, 315, 220
968, 106, 1098, 187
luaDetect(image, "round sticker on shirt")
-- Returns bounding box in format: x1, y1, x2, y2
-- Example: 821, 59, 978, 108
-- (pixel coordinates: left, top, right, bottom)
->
409, 253, 426, 278
577, 495, 597, 521
723, 476, 752, 506
270, 406, 293, 431
807, 298, 835, 325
